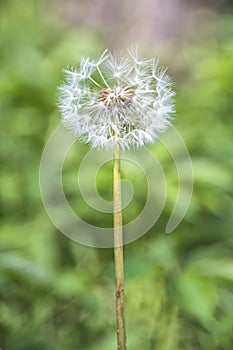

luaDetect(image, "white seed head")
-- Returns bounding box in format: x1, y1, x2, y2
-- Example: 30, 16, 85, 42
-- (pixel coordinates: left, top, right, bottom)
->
58, 49, 175, 150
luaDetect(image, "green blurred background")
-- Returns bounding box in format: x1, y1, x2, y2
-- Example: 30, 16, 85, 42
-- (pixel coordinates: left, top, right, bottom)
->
0, 0, 233, 349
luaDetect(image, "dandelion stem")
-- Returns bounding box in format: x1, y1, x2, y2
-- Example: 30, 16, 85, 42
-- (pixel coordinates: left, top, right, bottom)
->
113, 142, 127, 350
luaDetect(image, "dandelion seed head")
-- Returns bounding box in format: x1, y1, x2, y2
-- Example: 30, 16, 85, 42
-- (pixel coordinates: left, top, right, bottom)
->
58, 49, 175, 150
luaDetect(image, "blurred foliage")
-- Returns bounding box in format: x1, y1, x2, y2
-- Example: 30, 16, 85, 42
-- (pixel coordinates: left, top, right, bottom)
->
0, 1, 233, 349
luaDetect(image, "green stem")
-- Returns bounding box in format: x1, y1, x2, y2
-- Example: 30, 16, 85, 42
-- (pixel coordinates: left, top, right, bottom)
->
113, 142, 127, 350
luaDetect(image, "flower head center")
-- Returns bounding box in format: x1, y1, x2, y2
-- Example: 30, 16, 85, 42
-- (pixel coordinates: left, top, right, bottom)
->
98, 86, 134, 107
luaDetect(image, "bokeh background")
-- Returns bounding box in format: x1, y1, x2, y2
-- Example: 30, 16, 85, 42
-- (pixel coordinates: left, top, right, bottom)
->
0, 0, 233, 349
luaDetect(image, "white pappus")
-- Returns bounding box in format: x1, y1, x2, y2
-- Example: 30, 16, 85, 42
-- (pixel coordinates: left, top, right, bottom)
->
58, 48, 175, 150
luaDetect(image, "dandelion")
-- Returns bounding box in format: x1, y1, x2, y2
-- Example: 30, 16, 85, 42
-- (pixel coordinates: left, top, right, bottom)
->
58, 48, 175, 150
58, 49, 175, 350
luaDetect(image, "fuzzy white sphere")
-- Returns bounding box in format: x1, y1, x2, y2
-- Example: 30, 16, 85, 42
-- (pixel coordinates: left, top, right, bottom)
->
58, 48, 175, 150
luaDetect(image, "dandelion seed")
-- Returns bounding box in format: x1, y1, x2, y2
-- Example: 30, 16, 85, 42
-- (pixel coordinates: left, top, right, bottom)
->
58, 49, 175, 150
